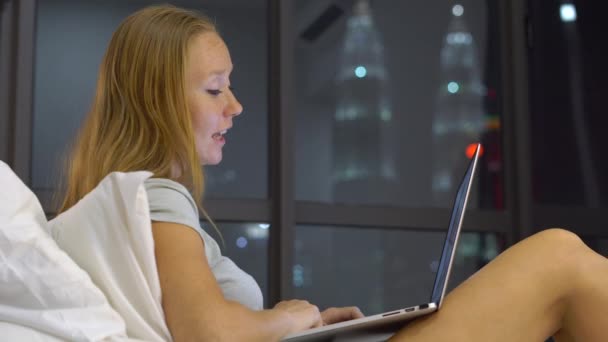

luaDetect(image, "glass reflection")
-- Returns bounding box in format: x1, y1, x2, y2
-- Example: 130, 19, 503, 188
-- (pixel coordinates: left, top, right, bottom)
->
529, 1, 608, 206
559, 2, 600, 207
332, 0, 397, 204
431, 5, 492, 208
294, 1, 504, 209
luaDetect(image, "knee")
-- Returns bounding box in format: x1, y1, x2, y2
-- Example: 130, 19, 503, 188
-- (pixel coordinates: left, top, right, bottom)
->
535, 228, 583, 247
531, 228, 588, 264
532, 228, 605, 288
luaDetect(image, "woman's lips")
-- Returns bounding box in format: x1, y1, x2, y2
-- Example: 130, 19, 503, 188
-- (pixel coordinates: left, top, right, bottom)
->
212, 131, 226, 144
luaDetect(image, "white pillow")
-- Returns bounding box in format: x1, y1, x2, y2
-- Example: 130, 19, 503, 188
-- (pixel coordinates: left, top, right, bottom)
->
48, 171, 172, 342
0, 161, 127, 341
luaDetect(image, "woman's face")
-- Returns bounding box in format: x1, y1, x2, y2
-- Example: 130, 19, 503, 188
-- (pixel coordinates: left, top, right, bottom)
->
186, 32, 243, 166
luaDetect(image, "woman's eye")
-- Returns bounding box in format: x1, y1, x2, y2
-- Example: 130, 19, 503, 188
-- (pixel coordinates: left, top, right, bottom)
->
207, 89, 222, 96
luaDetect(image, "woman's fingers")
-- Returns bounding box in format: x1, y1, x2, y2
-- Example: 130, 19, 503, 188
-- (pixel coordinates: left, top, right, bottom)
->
321, 306, 365, 325
274, 300, 365, 333
274, 300, 323, 331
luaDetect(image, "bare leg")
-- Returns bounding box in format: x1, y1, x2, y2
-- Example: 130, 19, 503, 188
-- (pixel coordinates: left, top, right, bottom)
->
389, 228, 608, 342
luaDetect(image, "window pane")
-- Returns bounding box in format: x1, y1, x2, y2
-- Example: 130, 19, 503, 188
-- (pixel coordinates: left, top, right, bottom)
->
32, 0, 268, 199
204, 221, 269, 308
293, 225, 504, 315
294, 0, 504, 209
529, 1, 608, 206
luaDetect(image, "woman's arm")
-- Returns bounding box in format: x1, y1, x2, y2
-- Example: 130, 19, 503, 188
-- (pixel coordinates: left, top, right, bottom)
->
152, 222, 322, 342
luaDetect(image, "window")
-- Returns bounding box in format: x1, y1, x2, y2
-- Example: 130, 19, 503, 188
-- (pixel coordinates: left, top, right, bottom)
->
293, 225, 503, 314
32, 0, 269, 199
528, 0, 608, 206
294, 0, 504, 209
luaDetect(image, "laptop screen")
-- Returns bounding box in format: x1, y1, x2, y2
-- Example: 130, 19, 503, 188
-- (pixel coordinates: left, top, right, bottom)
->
429, 144, 479, 306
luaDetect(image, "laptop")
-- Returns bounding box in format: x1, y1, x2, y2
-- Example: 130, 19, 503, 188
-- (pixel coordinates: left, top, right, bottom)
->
282, 143, 482, 342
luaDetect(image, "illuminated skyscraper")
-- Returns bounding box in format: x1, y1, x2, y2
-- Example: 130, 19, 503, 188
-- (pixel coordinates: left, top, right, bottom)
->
431, 4, 485, 206
332, 0, 396, 204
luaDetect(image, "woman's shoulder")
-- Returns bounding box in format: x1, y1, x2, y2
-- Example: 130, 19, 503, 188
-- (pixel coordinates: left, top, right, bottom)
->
144, 177, 223, 265
144, 177, 199, 219
144, 177, 189, 193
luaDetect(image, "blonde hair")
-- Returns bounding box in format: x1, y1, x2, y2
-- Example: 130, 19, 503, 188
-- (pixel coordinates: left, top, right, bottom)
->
59, 5, 216, 217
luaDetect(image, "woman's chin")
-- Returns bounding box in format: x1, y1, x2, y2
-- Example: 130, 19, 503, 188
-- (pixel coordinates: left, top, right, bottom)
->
200, 154, 222, 166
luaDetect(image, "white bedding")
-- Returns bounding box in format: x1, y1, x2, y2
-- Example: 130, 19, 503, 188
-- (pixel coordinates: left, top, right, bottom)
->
49, 171, 171, 342
0, 161, 171, 341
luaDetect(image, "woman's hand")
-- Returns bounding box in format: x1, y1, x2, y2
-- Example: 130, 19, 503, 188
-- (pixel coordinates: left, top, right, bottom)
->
320, 306, 365, 325
273, 300, 323, 333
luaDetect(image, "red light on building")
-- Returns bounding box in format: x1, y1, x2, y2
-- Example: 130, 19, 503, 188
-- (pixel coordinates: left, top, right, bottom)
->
466, 143, 483, 159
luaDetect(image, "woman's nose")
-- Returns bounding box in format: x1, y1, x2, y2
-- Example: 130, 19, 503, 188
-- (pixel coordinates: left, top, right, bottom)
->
227, 94, 243, 117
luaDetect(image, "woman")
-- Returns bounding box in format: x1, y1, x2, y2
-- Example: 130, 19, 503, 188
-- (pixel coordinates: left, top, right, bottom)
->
60, 5, 608, 342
